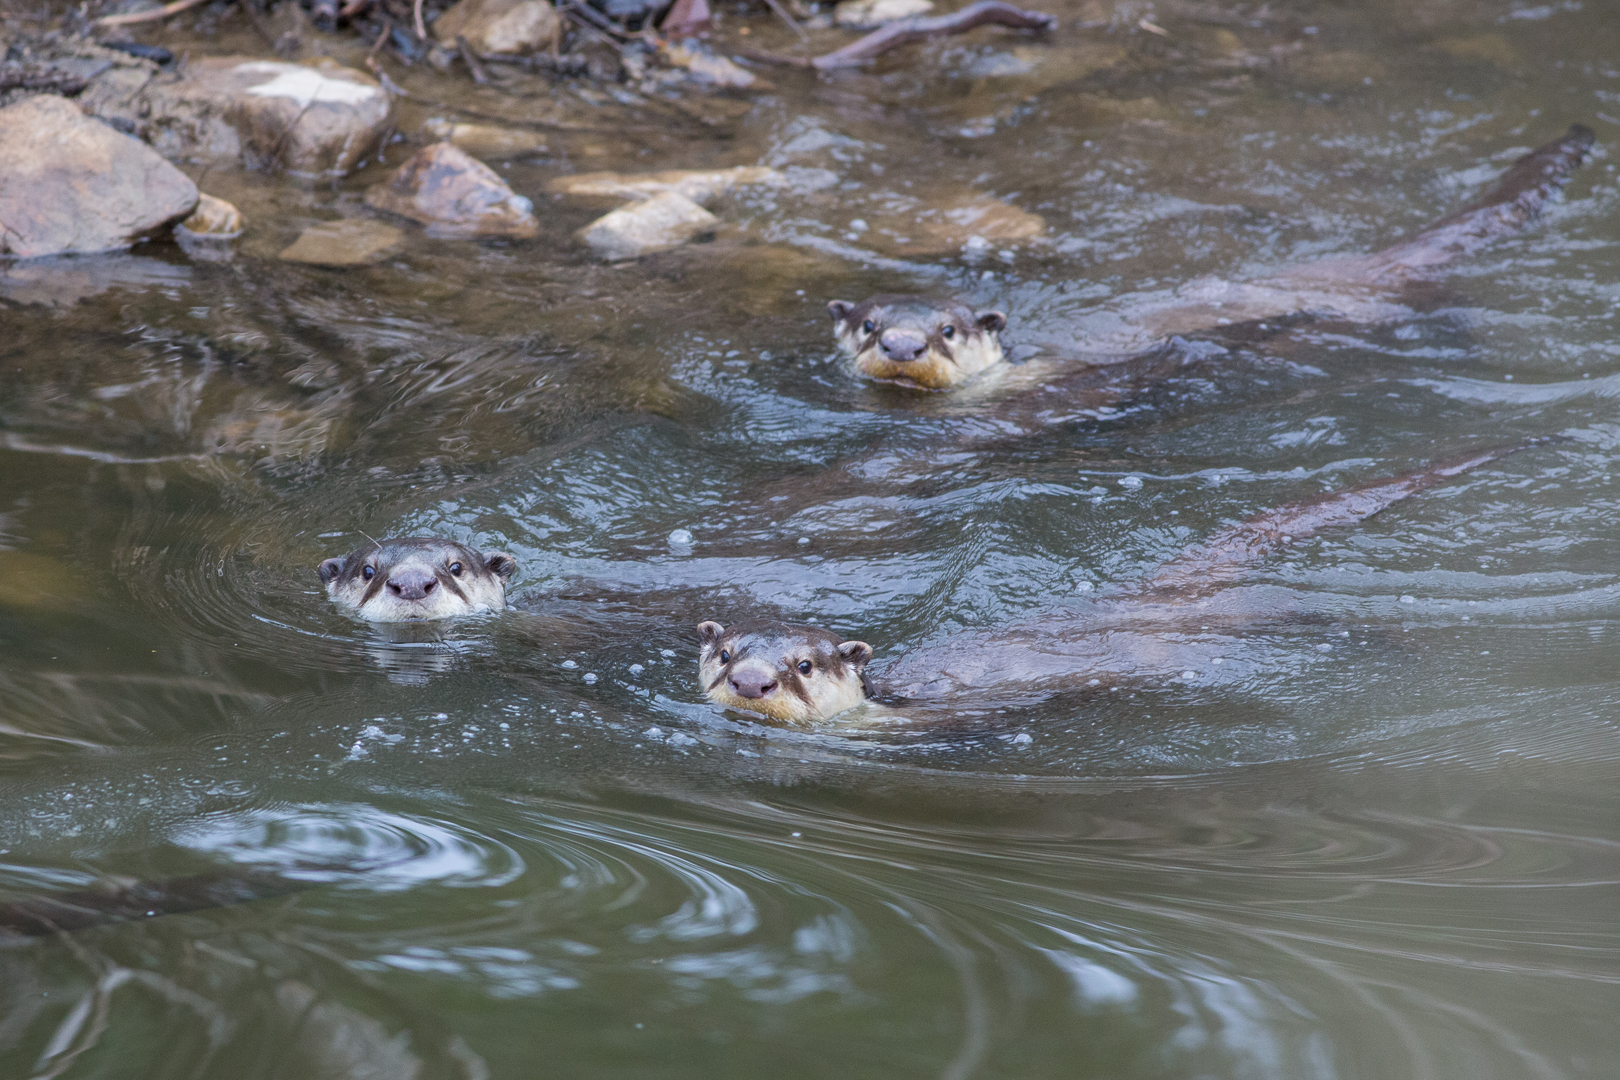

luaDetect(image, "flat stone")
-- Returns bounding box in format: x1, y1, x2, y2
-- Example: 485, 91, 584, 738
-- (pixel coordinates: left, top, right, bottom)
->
0, 95, 198, 258
81, 56, 391, 177
576, 191, 717, 260
433, 0, 560, 55
421, 118, 546, 158
278, 219, 404, 267
364, 143, 539, 238
546, 166, 784, 205
833, 0, 932, 27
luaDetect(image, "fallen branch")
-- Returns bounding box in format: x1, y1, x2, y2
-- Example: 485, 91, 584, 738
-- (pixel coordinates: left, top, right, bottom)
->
743, 0, 1056, 70
456, 34, 491, 83
95, 0, 217, 28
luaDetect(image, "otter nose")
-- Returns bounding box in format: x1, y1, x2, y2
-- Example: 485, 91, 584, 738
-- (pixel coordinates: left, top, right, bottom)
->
879, 328, 927, 362
729, 673, 777, 700
387, 568, 437, 601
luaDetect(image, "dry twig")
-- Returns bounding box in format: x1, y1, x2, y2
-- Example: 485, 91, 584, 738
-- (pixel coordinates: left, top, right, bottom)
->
744, 0, 1055, 70
95, 0, 219, 28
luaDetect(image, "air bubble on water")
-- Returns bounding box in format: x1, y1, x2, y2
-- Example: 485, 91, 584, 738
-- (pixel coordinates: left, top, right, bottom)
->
1400, 595, 1416, 604
562, 659, 578, 669
849, 218, 868, 232
1316, 643, 1333, 652
645, 726, 663, 738
1076, 581, 1093, 592
798, 537, 811, 545
1181, 670, 1196, 679
661, 649, 677, 658
668, 529, 694, 547
629, 663, 645, 675
1012, 733, 1033, 746
1087, 678, 1101, 686
583, 673, 598, 684
1119, 476, 1143, 489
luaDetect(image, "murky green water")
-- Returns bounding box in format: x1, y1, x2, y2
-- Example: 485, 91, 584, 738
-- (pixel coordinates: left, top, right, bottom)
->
3, 0, 1620, 1076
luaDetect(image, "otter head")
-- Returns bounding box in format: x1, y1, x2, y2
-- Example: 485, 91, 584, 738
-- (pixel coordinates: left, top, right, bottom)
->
318, 537, 517, 623
827, 294, 1007, 390
697, 619, 874, 726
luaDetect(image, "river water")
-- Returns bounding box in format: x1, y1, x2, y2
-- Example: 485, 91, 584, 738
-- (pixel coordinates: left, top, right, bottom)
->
2, 0, 1618, 1076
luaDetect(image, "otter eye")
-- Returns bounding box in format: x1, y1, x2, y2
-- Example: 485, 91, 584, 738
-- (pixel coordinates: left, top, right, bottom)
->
362, 565, 376, 581
449, 562, 463, 576
862, 320, 875, 334
719, 649, 730, 664
797, 660, 813, 675
941, 325, 956, 339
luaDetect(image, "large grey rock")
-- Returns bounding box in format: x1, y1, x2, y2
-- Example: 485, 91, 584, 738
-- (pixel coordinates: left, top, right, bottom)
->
81, 56, 390, 177
433, 0, 560, 55
0, 95, 198, 259
365, 143, 538, 238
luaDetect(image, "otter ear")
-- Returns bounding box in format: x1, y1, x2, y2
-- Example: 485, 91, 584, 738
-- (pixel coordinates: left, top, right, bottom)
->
976, 310, 1008, 334
698, 621, 725, 648
837, 640, 873, 668
318, 558, 346, 585
828, 300, 854, 323
483, 552, 517, 581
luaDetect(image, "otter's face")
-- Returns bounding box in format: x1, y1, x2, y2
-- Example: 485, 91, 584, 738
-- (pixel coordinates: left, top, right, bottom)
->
697, 620, 874, 726
318, 538, 517, 623
828, 294, 1007, 390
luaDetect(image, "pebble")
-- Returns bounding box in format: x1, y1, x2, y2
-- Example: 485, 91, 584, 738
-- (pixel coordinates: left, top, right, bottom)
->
834, 0, 933, 27
433, 0, 560, 55
365, 143, 539, 238
577, 192, 717, 260
421, 118, 547, 158
547, 167, 784, 206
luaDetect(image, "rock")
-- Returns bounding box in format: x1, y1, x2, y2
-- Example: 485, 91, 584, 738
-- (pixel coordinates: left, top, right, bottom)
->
0, 95, 197, 259
833, 0, 932, 27
278, 219, 404, 267
177, 194, 244, 238
661, 42, 757, 88
420, 117, 546, 158
546, 166, 784, 205
80, 56, 390, 177
576, 191, 717, 259
432, 0, 560, 56
364, 143, 539, 238
174, 192, 244, 260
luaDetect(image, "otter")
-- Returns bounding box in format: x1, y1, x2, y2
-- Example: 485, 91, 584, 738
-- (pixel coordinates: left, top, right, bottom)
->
828, 125, 1594, 390
697, 441, 1543, 724
319, 537, 517, 622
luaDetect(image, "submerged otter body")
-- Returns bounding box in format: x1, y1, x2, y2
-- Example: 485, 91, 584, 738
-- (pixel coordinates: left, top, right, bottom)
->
828, 126, 1594, 390
698, 442, 1546, 724
319, 537, 517, 622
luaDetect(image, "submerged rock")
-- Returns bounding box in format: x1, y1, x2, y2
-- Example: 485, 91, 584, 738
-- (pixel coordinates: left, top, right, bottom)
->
433, 0, 561, 55
420, 117, 546, 158
365, 143, 539, 238
833, 0, 933, 27
0, 95, 197, 259
174, 193, 244, 260
80, 56, 390, 177
546, 166, 783, 205
576, 191, 717, 259
279, 219, 404, 266
661, 42, 758, 88
177, 194, 244, 238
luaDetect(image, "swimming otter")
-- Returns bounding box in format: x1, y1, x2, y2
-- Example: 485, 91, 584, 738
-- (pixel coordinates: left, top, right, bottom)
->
697, 441, 1543, 724
319, 537, 517, 622
828, 125, 1594, 389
